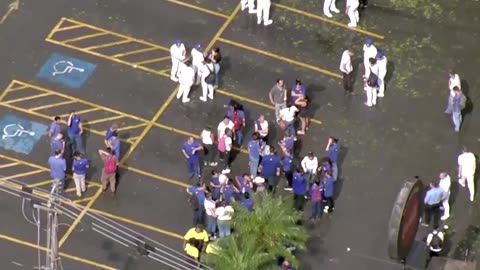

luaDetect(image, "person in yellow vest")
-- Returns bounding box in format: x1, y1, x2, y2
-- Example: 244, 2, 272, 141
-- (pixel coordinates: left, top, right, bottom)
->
183, 224, 209, 264
205, 239, 220, 254
185, 238, 201, 267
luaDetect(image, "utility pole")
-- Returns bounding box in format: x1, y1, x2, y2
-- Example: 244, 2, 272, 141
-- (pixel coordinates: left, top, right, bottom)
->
33, 179, 63, 270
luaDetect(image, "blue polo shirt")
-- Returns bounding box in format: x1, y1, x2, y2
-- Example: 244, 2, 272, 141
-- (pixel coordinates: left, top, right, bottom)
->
73, 158, 89, 175
105, 128, 116, 141
284, 137, 295, 151
248, 139, 260, 160
323, 176, 335, 197
223, 185, 237, 203
424, 187, 445, 205
187, 186, 206, 206
48, 156, 66, 179
328, 143, 338, 163
109, 137, 121, 160
261, 154, 281, 177
50, 138, 63, 155
292, 172, 307, 195
49, 121, 62, 137
291, 85, 306, 102
211, 176, 221, 198
67, 114, 81, 135
282, 155, 293, 172
236, 176, 252, 194
242, 198, 254, 212
183, 140, 202, 161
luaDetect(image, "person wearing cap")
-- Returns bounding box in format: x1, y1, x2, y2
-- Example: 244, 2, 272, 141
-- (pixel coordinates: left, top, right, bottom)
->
323, 0, 340, 18
177, 61, 195, 103
363, 38, 377, 77
339, 49, 354, 94
301, 152, 318, 182
200, 57, 215, 101
363, 57, 379, 107
191, 44, 204, 85
257, 0, 273, 26
376, 51, 388, 97
325, 137, 339, 180
241, 0, 257, 14
346, 0, 359, 27
170, 39, 186, 82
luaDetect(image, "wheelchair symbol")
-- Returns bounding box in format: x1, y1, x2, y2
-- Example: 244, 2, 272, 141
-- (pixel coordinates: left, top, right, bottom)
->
52, 60, 85, 76
2, 124, 35, 139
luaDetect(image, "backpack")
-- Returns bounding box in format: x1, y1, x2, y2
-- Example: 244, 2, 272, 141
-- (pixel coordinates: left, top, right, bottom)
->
218, 135, 227, 152
104, 155, 117, 174
430, 232, 443, 249
204, 65, 215, 84
188, 193, 199, 210
367, 68, 378, 87
233, 111, 242, 130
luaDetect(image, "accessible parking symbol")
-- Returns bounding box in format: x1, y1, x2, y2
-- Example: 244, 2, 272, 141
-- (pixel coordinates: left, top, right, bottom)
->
0, 115, 47, 154
37, 53, 96, 89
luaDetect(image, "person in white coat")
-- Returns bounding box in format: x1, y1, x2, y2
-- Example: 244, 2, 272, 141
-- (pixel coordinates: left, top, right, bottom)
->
177, 61, 195, 103
346, 0, 359, 27
241, 0, 257, 14
363, 38, 377, 77
439, 172, 451, 220
363, 57, 379, 107
376, 51, 388, 97
324, 0, 340, 18
445, 70, 461, 113
191, 44, 205, 86
170, 39, 186, 82
458, 147, 476, 202
200, 58, 215, 101
257, 0, 273, 26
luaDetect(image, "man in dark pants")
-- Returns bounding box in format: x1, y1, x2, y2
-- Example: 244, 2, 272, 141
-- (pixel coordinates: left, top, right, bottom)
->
422, 181, 446, 227
339, 49, 354, 94
292, 168, 307, 211
360, 0, 368, 8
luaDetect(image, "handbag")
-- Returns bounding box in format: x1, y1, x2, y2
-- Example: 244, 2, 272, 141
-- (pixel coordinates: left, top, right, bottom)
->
204, 64, 216, 84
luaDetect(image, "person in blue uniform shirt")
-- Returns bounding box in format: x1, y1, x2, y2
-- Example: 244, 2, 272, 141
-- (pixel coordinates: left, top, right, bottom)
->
323, 171, 335, 213
241, 192, 254, 212
107, 131, 121, 162
48, 116, 62, 138
292, 168, 307, 211
66, 110, 84, 154
182, 137, 204, 180
248, 132, 261, 178
259, 146, 281, 192
105, 123, 119, 147
325, 136, 339, 180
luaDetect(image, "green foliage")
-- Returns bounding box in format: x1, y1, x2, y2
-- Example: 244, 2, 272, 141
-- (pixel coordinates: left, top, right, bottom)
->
205, 193, 308, 269
389, 0, 443, 19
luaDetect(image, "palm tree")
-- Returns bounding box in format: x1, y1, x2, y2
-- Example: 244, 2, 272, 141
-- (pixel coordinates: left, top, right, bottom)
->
231, 193, 307, 267
203, 235, 273, 270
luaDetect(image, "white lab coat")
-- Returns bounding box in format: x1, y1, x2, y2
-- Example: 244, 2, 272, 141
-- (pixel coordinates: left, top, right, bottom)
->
377, 56, 387, 96
364, 63, 379, 106
439, 175, 451, 219
170, 43, 186, 81
177, 63, 195, 102
363, 44, 377, 76
241, 0, 256, 12
257, 0, 272, 25
346, 0, 359, 26
448, 74, 461, 96
191, 48, 204, 85
200, 62, 215, 100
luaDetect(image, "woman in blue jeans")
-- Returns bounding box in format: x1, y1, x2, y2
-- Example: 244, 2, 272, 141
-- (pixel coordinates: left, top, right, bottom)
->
215, 201, 234, 238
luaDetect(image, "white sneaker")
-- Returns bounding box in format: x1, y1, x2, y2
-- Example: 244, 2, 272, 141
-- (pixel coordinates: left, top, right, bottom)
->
264, 20, 273, 26
182, 98, 190, 103
324, 12, 333, 18
241, 5, 246, 11
200, 96, 207, 102
348, 23, 357, 28
441, 215, 449, 221
222, 168, 231, 174
330, 7, 340, 13
171, 76, 178, 82
257, 20, 262, 25
470, 196, 474, 202
248, 9, 257, 14
208, 95, 214, 100
378, 93, 384, 97
364, 102, 372, 107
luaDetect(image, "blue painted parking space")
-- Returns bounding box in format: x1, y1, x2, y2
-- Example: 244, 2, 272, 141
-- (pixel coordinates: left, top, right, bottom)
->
0, 114, 47, 154
36, 53, 96, 89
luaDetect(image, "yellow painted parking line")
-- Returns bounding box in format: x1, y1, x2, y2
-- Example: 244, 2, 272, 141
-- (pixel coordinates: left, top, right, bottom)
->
2, 92, 53, 104
73, 196, 96, 204
30, 100, 76, 111
0, 162, 19, 169
59, 107, 101, 117
46, 18, 65, 40
5, 84, 28, 92
64, 186, 78, 193
112, 47, 160, 58
0, 154, 49, 172
165, 0, 229, 19
134, 56, 170, 65
87, 115, 124, 125
218, 37, 342, 79
274, 3, 385, 40
0, 234, 117, 270
59, 187, 103, 247
27, 179, 53, 188
119, 123, 147, 131
55, 24, 85, 32
0, 169, 45, 181
119, 164, 189, 188
88, 208, 183, 240
84, 39, 131, 51
62, 32, 109, 44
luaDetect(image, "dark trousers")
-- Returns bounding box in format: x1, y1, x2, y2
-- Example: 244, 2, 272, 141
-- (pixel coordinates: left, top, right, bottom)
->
293, 194, 305, 211
360, 0, 368, 7
324, 196, 334, 212
219, 151, 231, 169
343, 72, 354, 93
284, 170, 293, 187
266, 175, 280, 193
203, 144, 215, 163
193, 208, 205, 226
424, 203, 441, 227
